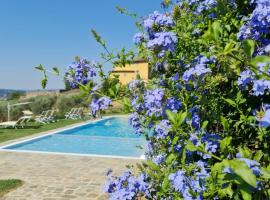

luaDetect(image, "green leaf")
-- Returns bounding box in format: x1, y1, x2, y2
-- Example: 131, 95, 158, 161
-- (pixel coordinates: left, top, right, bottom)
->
223, 42, 235, 55
41, 77, 47, 89
240, 188, 252, 200
166, 153, 176, 165
146, 161, 160, 171
203, 21, 222, 42
35, 64, 44, 71
239, 147, 252, 159
201, 121, 208, 129
212, 21, 222, 41
218, 185, 234, 198
253, 150, 263, 162
78, 84, 87, 93
177, 111, 187, 127
224, 159, 257, 188
185, 140, 198, 151
166, 110, 176, 124
223, 98, 237, 107
261, 167, 270, 179
221, 116, 229, 132
162, 177, 170, 191
242, 40, 255, 58
220, 137, 232, 152
251, 55, 270, 66
52, 67, 60, 76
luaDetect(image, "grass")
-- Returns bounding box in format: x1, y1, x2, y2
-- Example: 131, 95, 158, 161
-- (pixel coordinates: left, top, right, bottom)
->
0, 179, 23, 197
0, 118, 88, 143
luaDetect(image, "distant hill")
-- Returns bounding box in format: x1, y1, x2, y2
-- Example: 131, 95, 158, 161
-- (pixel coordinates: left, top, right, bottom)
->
0, 89, 26, 98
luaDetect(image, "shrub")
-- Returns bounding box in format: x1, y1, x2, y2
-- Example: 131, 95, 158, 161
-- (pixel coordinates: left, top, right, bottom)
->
55, 94, 90, 117
102, 1, 270, 200
38, 0, 270, 199
29, 95, 57, 115
0, 103, 7, 122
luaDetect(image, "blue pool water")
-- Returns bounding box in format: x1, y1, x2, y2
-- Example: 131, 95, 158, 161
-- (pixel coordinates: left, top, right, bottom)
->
3, 117, 146, 158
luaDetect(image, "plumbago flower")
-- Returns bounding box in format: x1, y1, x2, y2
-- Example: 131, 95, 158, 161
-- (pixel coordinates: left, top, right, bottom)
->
146, 31, 177, 55
238, 0, 270, 47
129, 112, 144, 135
133, 33, 147, 45
169, 161, 209, 199
90, 97, 111, 115
182, 55, 215, 82
189, 132, 220, 159
103, 0, 270, 199
66, 58, 97, 88
237, 62, 270, 96
166, 97, 182, 112
143, 11, 174, 32
143, 88, 165, 117
104, 170, 149, 200
154, 120, 171, 139
134, 11, 177, 57
128, 79, 144, 91
254, 104, 270, 127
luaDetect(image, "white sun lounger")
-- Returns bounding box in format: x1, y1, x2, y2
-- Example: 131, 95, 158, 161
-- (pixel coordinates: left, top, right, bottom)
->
35, 110, 50, 123
46, 110, 56, 123
65, 108, 77, 119
0, 116, 31, 128
70, 107, 83, 119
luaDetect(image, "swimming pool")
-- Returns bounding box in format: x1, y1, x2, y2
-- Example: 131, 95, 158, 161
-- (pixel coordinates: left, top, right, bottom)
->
1, 116, 146, 159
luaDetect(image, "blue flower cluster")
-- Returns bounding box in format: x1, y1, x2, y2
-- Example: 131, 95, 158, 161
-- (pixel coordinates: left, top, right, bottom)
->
237, 68, 255, 89
153, 154, 165, 165
146, 31, 177, 55
178, 0, 220, 17
238, 0, 270, 47
201, 134, 220, 159
190, 132, 220, 159
90, 97, 111, 115
133, 33, 147, 45
166, 97, 182, 113
237, 63, 270, 96
191, 113, 200, 130
255, 104, 270, 127
143, 11, 174, 32
169, 160, 209, 199
182, 55, 215, 82
129, 112, 144, 135
143, 88, 165, 117
104, 170, 149, 200
128, 79, 143, 91
131, 96, 144, 113
154, 120, 171, 139
252, 79, 270, 96
133, 11, 177, 56
66, 58, 97, 88
194, 0, 218, 16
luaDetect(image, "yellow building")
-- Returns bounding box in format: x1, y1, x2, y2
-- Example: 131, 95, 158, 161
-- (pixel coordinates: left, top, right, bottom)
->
110, 59, 150, 85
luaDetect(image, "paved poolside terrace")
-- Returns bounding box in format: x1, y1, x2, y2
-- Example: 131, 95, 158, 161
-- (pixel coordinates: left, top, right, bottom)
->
0, 120, 141, 200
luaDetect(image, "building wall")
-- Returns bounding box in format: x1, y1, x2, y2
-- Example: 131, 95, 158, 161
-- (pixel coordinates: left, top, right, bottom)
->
110, 61, 149, 85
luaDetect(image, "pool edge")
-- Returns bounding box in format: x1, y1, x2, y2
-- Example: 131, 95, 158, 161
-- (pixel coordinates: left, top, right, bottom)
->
0, 115, 145, 160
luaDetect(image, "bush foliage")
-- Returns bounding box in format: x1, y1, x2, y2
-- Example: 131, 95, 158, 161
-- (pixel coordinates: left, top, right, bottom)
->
37, 0, 270, 199
104, 1, 270, 199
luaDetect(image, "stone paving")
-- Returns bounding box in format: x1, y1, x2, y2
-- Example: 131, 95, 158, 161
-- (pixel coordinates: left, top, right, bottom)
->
0, 151, 139, 200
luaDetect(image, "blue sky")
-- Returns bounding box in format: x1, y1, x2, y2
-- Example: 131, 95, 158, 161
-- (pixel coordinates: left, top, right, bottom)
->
0, 0, 161, 90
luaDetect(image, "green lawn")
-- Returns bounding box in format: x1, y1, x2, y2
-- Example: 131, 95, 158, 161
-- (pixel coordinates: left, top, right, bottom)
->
0, 118, 88, 143
0, 179, 23, 197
